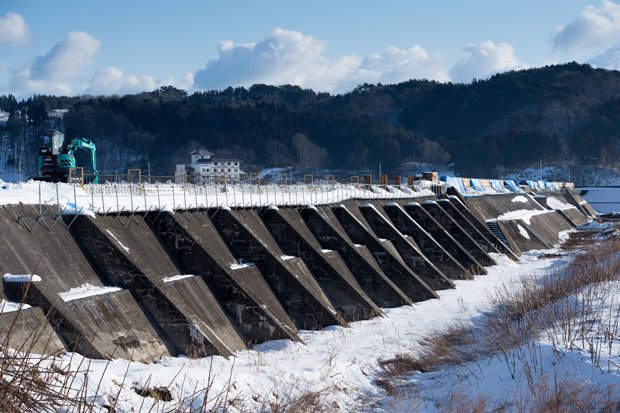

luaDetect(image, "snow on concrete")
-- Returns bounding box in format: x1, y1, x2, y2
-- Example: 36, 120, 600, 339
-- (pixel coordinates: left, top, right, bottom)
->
162, 274, 195, 283
27, 250, 574, 412
546, 196, 574, 210
511, 195, 528, 203
517, 224, 530, 239
105, 229, 130, 254
230, 262, 256, 270
0, 300, 31, 313
3, 273, 42, 283
495, 209, 550, 225
0, 179, 436, 215
58, 284, 122, 302
280, 255, 296, 260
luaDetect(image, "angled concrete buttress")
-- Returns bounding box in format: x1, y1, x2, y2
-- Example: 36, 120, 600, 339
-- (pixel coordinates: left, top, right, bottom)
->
421, 201, 496, 266
436, 199, 507, 258
0, 205, 167, 361
445, 196, 518, 257
380, 202, 465, 284
355, 201, 455, 291
146, 210, 301, 344
0, 306, 64, 355
210, 209, 347, 330
299, 206, 414, 307
330, 204, 438, 302
404, 203, 487, 276
260, 207, 382, 321
67, 214, 245, 357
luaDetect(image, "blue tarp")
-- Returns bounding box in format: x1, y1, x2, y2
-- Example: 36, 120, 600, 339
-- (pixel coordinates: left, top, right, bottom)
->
440, 176, 468, 195
490, 179, 506, 192
505, 180, 524, 193
470, 178, 485, 193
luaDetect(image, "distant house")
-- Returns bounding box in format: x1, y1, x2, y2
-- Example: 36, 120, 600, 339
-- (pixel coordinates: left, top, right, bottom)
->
175, 149, 244, 184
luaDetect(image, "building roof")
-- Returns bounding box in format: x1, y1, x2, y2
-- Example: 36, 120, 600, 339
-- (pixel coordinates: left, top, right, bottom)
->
212, 157, 241, 163
189, 149, 213, 156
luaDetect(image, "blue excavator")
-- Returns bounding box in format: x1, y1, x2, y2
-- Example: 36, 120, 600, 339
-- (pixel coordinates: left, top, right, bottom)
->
36, 130, 99, 183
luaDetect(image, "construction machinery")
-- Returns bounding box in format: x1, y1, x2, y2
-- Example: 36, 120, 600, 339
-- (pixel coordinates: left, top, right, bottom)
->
36, 130, 99, 183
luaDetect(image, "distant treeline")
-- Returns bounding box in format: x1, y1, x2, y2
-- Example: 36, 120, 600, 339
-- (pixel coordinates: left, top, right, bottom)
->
2, 62, 620, 176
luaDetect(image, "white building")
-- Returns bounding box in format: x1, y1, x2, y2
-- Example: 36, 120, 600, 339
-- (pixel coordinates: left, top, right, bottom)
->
175, 149, 244, 184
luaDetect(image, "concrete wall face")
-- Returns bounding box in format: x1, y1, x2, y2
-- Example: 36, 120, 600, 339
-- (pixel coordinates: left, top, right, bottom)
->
299, 207, 413, 308
0, 205, 168, 362
436, 199, 502, 255
421, 202, 496, 267
146, 211, 300, 345
261, 209, 382, 321
210, 209, 346, 330
331, 205, 436, 303
404, 204, 486, 277
446, 197, 518, 258
0, 188, 590, 361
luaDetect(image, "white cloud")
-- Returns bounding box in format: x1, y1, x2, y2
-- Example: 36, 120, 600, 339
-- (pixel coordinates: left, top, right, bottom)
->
552, 0, 620, 53
10, 31, 100, 95
194, 28, 448, 93
450, 41, 528, 83
0, 12, 30, 46
87, 67, 194, 95
87, 67, 158, 95
588, 43, 620, 68
358, 45, 450, 84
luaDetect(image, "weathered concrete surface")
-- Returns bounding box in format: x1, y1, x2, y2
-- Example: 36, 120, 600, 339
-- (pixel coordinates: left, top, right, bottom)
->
0, 307, 65, 355
261, 208, 382, 321
358, 202, 455, 290
465, 193, 544, 222
526, 212, 572, 246
404, 203, 486, 277
0, 205, 168, 361
299, 206, 414, 307
332, 204, 438, 302
333, 205, 438, 302
445, 197, 518, 257
68, 215, 245, 357
436, 199, 503, 256
147, 210, 300, 345
211, 209, 346, 330
564, 190, 597, 217
540, 194, 589, 226
496, 220, 548, 251
421, 201, 496, 267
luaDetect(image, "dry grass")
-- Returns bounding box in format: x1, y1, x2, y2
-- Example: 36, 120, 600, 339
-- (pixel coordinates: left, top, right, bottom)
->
377, 238, 620, 409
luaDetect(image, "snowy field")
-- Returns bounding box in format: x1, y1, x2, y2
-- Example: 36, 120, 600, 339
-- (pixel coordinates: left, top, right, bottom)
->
24, 246, 608, 412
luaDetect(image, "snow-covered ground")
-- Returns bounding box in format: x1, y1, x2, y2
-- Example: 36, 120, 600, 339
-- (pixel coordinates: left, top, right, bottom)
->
24, 248, 593, 412
0, 179, 438, 213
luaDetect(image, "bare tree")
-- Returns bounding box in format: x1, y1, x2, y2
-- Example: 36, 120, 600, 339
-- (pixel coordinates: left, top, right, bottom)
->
265, 139, 293, 167
291, 133, 328, 169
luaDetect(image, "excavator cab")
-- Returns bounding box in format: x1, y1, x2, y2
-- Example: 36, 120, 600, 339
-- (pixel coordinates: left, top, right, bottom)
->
36, 130, 99, 183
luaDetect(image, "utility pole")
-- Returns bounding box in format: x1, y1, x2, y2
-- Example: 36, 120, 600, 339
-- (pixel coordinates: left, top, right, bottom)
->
379, 162, 382, 183
18, 156, 22, 182
147, 161, 151, 184
539, 158, 543, 180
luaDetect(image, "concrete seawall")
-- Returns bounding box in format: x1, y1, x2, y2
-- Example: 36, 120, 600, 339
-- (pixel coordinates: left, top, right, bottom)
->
0, 184, 593, 361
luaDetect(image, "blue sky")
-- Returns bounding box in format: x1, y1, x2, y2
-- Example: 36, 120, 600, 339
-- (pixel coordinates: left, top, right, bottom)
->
1, 0, 619, 97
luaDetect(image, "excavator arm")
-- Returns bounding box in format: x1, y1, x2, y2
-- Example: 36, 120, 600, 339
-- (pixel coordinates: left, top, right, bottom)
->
66, 138, 99, 183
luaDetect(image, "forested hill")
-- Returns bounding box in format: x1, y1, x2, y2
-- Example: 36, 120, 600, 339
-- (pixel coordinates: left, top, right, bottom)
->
3, 62, 620, 177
